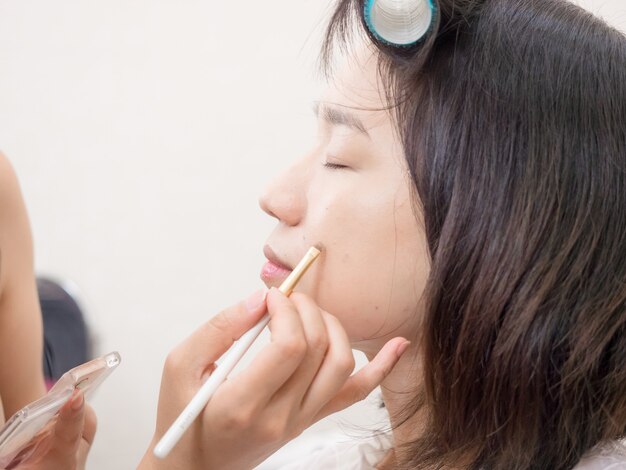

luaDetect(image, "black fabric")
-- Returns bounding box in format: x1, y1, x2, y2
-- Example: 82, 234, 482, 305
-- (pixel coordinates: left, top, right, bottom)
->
38, 278, 90, 381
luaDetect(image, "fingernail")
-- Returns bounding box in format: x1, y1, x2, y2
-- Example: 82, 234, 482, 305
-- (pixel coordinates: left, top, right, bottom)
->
71, 390, 84, 411
396, 340, 411, 358
245, 288, 267, 312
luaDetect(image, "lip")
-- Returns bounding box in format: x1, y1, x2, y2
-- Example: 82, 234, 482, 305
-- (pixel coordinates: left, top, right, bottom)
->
263, 245, 293, 271
261, 245, 293, 284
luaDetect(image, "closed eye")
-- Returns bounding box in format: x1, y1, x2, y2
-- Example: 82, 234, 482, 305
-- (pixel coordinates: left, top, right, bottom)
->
323, 161, 349, 170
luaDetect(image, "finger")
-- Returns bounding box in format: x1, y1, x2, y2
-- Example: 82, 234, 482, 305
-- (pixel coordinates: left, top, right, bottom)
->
51, 390, 86, 455
77, 440, 91, 470
75, 404, 96, 470
171, 289, 268, 371
299, 312, 354, 417
312, 337, 409, 421
267, 293, 329, 404
82, 404, 97, 446
211, 288, 307, 408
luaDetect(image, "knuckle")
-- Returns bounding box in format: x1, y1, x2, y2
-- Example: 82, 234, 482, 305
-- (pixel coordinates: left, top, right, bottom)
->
260, 423, 283, 443
277, 338, 306, 360
336, 353, 356, 374
289, 292, 314, 311
353, 384, 370, 402
324, 312, 343, 328
308, 332, 329, 354
163, 348, 183, 374
260, 417, 289, 443
285, 425, 304, 442
210, 308, 237, 333
267, 287, 289, 309
56, 426, 80, 447
222, 407, 254, 431
372, 359, 392, 379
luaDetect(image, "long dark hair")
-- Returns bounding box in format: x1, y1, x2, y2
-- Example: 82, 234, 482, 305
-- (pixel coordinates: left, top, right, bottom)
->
322, 0, 626, 468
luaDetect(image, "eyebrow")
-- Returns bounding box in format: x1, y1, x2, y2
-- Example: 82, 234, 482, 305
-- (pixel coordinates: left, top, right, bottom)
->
312, 102, 370, 138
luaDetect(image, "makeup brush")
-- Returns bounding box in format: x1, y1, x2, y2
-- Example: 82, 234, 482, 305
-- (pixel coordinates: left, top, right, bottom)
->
154, 245, 322, 459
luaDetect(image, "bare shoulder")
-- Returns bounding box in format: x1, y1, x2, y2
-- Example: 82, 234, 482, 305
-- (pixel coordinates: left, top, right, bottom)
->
0, 152, 45, 410
0, 151, 33, 295
0, 152, 23, 216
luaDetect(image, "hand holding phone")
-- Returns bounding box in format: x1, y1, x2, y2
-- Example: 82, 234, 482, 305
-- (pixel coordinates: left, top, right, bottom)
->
0, 352, 121, 468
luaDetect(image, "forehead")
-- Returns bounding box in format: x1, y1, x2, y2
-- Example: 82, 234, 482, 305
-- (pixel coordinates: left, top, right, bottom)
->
319, 48, 405, 169
321, 47, 389, 123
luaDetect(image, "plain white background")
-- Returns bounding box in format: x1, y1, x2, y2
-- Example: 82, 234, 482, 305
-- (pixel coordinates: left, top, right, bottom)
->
0, 1, 624, 468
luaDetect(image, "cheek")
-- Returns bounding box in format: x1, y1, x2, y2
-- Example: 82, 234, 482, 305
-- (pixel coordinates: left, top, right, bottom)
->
302, 180, 429, 342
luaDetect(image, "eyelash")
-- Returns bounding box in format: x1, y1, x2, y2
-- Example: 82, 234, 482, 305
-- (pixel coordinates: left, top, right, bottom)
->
323, 161, 349, 170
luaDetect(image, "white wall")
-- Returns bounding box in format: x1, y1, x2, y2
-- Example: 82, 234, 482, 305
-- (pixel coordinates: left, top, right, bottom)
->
0, 1, 623, 468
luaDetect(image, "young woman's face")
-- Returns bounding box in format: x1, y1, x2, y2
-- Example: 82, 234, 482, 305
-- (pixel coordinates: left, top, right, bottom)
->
259, 50, 430, 354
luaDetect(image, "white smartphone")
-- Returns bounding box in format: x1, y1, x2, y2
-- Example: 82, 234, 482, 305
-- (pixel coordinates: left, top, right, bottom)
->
0, 351, 121, 468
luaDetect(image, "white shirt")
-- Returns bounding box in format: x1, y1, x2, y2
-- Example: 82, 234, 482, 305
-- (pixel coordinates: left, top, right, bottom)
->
261, 432, 626, 469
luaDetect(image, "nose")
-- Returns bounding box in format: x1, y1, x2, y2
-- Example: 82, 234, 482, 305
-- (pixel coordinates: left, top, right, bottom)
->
258, 159, 308, 227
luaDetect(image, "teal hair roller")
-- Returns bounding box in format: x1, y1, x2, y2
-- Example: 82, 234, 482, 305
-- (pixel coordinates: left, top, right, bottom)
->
364, 0, 437, 47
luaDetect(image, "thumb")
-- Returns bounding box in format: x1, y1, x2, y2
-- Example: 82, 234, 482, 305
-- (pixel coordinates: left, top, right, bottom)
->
75, 404, 96, 470
55, 390, 85, 447
313, 337, 410, 421
170, 289, 268, 372
44, 390, 85, 463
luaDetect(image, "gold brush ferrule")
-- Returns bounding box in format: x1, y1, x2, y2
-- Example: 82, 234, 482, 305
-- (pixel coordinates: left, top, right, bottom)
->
278, 246, 321, 296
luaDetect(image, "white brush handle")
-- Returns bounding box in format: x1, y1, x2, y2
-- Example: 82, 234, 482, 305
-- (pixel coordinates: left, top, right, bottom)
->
153, 245, 321, 460
153, 313, 270, 459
